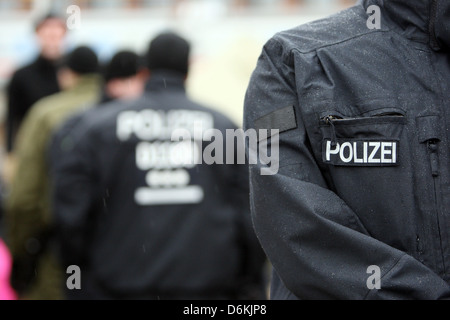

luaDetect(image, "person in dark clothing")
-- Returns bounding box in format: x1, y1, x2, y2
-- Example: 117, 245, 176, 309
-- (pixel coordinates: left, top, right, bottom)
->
5, 46, 102, 300
5, 13, 67, 154
244, 0, 450, 300
100, 50, 148, 104
49, 32, 268, 300
50, 50, 148, 160
46, 50, 147, 300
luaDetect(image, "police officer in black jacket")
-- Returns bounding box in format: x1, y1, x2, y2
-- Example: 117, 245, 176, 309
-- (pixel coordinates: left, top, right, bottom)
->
50, 32, 267, 300
244, 0, 450, 299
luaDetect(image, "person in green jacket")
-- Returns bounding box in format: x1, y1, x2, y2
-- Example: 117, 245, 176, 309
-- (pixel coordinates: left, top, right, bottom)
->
4, 46, 102, 300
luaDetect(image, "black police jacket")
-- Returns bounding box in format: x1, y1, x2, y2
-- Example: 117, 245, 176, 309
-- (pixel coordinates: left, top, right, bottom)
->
49, 71, 266, 299
244, 0, 450, 299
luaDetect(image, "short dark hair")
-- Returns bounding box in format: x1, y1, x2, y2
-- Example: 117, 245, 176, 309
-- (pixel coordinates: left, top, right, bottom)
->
59, 46, 99, 75
34, 12, 67, 32
146, 31, 190, 75
103, 50, 142, 82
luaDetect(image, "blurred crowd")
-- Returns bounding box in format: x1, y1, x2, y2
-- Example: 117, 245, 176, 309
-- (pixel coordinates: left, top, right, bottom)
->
0, 0, 356, 301
0, 10, 271, 301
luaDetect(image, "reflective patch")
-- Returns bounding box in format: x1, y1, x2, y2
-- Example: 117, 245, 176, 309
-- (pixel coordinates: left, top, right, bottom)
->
254, 105, 297, 141
322, 139, 399, 166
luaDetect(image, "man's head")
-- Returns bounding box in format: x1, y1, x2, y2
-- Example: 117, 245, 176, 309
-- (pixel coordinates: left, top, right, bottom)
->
57, 46, 99, 90
102, 50, 148, 101
146, 31, 191, 77
34, 13, 67, 61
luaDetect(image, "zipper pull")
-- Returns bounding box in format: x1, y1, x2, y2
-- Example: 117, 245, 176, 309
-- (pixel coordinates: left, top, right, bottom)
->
325, 116, 338, 147
427, 140, 440, 177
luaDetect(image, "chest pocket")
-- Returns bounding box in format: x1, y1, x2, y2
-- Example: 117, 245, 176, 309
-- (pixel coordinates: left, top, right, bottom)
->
318, 109, 406, 167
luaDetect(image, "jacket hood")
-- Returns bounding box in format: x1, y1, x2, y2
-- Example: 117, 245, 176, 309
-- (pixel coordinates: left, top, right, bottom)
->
363, 0, 450, 51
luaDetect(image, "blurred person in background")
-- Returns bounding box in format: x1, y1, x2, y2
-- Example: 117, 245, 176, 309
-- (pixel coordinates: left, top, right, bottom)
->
47, 50, 148, 300
4, 46, 101, 300
50, 31, 268, 300
50, 49, 149, 148
4, 13, 67, 183
99, 51, 148, 104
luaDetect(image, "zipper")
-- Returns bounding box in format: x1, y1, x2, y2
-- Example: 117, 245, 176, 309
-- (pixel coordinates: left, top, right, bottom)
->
322, 113, 404, 146
428, 139, 440, 177
324, 116, 339, 147
429, 0, 440, 50
427, 139, 446, 275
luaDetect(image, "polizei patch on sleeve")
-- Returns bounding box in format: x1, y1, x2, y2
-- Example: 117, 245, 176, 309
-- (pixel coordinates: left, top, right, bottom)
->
322, 139, 399, 166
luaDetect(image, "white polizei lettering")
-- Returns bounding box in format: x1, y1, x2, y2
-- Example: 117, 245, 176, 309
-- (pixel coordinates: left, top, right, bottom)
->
135, 186, 204, 206
324, 140, 398, 165
392, 142, 397, 163
146, 169, 190, 188
116, 109, 214, 142
368, 142, 381, 163
116, 111, 136, 141
381, 142, 392, 163
353, 142, 363, 163
326, 141, 340, 161
340, 142, 353, 163
363, 142, 368, 163
136, 140, 200, 170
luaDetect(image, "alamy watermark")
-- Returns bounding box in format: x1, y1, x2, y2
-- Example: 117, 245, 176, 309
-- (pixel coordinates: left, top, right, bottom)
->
366, 265, 381, 290
170, 125, 280, 176
366, 5, 381, 30
66, 265, 81, 290
116, 110, 280, 176
66, 5, 81, 30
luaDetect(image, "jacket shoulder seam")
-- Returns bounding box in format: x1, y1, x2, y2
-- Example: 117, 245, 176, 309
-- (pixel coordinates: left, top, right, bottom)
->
290, 29, 390, 55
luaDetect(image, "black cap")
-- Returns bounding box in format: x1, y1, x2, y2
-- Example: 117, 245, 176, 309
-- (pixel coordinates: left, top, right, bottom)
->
146, 32, 190, 75
103, 50, 142, 82
59, 46, 99, 74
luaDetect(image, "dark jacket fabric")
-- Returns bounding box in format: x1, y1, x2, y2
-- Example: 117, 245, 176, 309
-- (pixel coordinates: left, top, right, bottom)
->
5, 74, 102, 300
244, 0, 450, 299
49, 71, 267, 300
6, 55, 60, 152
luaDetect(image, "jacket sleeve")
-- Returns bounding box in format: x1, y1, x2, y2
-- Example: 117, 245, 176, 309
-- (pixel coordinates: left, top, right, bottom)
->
228, 135, 268, 300
4, 104, 54, 294
5, 104, 52, 258
243, 37, 450, 300
212, 117, 269, 299
48, 119, 100, 268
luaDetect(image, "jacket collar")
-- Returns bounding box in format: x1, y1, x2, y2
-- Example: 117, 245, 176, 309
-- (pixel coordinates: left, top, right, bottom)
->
35, 54, 58, 70
70, 73, 103, 96
145, 70, 187, 93
362, 0, 449, 51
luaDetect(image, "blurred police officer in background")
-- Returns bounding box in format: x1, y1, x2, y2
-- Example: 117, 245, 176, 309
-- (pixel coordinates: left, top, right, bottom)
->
50, 31, 268, 300
4, 45, 101, 300
46, 49, 148, 300
4, 13, 67, 183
